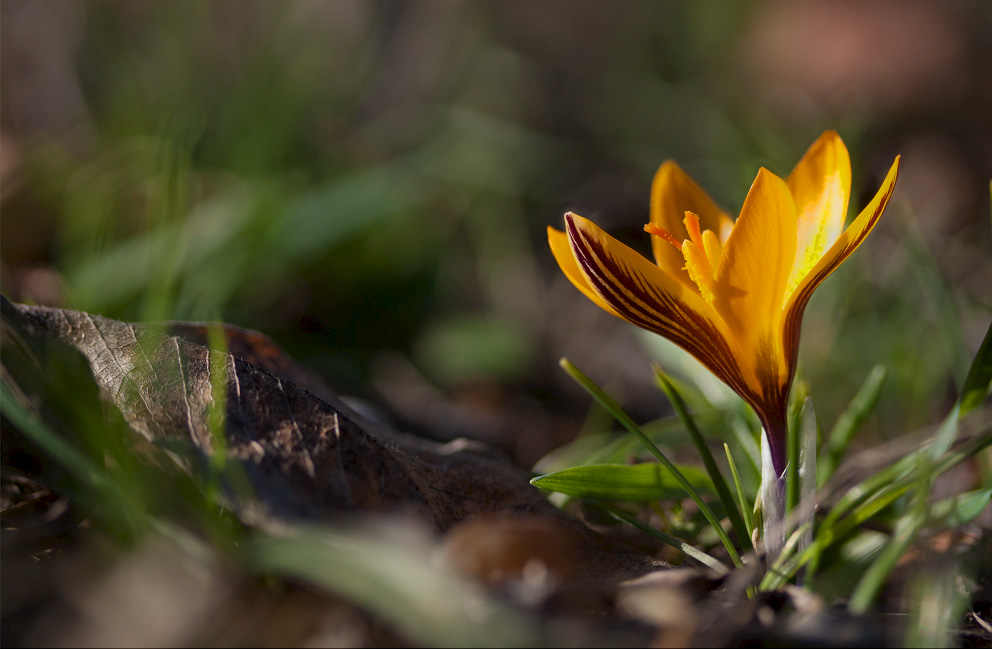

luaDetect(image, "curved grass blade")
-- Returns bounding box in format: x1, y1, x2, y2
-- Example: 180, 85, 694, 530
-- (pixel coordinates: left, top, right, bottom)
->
785, 380, 809, 515
848, 471, 930, 614
531, 463, 714, 502
560, 359, 745, 569
959, 319, 992, 417
604, 506, 729, 575
849, 335, 992, 613
763, 523, 809, 589
905, 563, 970, 648
533, 412, 724, 474
653, 365, 753, 552
724, 443, 755, 539
819, 365, 886, 483
0, 383, 108, 490
928, 488, 992, 527
250, 525, 540, 648
762, 429, 992, 590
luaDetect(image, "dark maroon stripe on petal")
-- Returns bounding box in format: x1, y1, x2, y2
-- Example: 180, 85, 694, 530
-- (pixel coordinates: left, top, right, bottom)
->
566, 217, 755, 403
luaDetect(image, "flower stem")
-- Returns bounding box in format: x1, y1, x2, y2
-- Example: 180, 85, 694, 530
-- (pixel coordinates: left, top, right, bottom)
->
759, 413, 788, 562
762, 412, 789, 482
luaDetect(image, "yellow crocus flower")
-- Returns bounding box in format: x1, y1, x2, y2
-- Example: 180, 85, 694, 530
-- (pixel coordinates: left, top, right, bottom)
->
549, 132, 899, 476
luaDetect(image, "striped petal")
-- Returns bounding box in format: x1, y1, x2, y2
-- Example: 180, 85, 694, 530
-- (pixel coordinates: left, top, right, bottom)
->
565, 212, 753, 401
548, 225, 621, 318
712, 168, 797, 396
650, 161, 734, 283
785, 131, 852, 297
782, 156, 901, 371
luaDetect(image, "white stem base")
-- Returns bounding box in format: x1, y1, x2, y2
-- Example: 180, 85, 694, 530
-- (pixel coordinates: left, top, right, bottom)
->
760, 430, 786, 561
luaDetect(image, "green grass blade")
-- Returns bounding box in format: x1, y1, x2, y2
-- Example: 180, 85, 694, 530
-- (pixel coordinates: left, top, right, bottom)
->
205, 323, 230, 500
933, 430, 992, 475
899, 209, 971, 383
929, 403, 962, 461
763, 523, 808, 589
785, 383, 808, 515
0, 384, 108, 490
537, 412, 723, 471
820, 448, 920, 535
560, 359, 745, 568
819, 365, 886, 483
250, 525, 540, 648
849, 370, 990, 612
0, 382, 153, 539
849, 472, 930, 614
959, 319, 992, 417
764, 430, 992, 590
904, 562, 971, 648
928, 488, 992, 527
724, 443, 754, 539
653, 365, 753, 552
531, 463, 714, 502
729, 414, 762, 476
604, 506, 730, 575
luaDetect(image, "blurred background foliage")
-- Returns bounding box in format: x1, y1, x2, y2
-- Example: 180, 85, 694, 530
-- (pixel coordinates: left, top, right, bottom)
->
2, 0, 991, 467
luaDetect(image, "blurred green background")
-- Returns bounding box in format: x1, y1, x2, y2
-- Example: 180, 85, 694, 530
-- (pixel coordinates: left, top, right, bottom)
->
2, 0, 990, 466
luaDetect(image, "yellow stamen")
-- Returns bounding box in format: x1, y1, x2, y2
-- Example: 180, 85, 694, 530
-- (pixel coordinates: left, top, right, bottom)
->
684, 212, 705, 251
702, 230, 723, 268
682, 240, 716, 304
682, 211, 724, 270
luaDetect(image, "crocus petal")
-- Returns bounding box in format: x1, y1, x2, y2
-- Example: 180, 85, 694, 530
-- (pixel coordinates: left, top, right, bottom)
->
785, 131, 852, 297
549, 133, 897, 485
548, 225, 621, 318
712, 168, 797, 395
650, 161, 734, 283
782, 156, 900, 372
565, 212, 753, 401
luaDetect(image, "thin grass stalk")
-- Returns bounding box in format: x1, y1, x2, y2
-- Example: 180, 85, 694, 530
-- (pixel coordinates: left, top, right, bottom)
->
604, 506, 730, 574
560, 359, 745, 569
653, 365, 752, 551
724, 443, 755, 538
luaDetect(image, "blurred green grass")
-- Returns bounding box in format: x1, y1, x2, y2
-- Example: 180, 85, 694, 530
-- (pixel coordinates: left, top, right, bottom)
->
2, 0, 990, 459
3, 3, 992, 645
